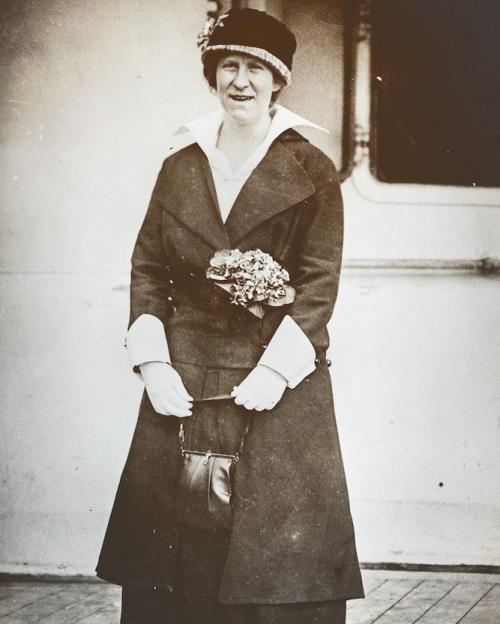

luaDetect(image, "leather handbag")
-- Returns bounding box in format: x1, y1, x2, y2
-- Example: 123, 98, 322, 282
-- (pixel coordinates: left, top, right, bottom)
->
177, 399, 250, 531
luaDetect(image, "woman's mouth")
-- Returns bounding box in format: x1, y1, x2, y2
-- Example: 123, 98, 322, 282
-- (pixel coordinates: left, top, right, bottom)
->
229, 94, 254, 102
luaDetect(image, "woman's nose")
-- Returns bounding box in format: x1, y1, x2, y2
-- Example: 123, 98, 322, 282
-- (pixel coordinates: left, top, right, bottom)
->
233, 66, 250, 89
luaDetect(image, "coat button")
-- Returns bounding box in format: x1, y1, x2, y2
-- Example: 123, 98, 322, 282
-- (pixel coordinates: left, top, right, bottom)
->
326, 359, 332, 367
167, 584, 174, 593
314, 358, 320, 365
261, 344, 268, 350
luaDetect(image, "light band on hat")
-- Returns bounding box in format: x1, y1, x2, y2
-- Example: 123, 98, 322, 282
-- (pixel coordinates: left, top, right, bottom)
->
204, 44, 292, 85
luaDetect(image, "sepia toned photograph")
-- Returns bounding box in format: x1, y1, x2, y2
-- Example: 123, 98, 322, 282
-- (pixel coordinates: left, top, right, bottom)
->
1, 1, 499, 622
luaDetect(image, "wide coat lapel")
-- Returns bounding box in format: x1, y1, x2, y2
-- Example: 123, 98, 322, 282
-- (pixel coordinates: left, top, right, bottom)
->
163, 132, 316, 250
196, 155, 232, 249
224, 136, 315, 246
161, 134, 231, 251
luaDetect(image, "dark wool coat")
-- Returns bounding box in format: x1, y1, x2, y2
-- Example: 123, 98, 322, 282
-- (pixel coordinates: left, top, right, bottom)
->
96, 129, 364, 604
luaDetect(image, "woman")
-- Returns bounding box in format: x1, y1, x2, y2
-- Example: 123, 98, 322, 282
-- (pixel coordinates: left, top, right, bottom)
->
97, 8, 364, 623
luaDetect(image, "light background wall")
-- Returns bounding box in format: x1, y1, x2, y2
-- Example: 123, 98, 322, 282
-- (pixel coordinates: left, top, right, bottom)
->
0, 0, 499, 576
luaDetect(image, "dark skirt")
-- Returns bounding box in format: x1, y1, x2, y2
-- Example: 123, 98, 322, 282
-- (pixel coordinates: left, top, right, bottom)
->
121, 527, 346, 623
121, 384, 346, 623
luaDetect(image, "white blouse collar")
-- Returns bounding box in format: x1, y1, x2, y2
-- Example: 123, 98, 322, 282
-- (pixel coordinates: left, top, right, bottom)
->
181, 105, 328, 178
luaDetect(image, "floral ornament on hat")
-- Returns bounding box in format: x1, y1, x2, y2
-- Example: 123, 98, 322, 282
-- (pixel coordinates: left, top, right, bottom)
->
197, 13, 228, 53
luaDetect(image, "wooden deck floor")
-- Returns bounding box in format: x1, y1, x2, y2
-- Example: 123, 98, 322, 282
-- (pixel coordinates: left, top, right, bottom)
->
0, 570, 498, 623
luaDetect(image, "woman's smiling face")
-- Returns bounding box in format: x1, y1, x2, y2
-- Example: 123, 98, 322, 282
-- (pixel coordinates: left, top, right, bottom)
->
215, 54, 280, 125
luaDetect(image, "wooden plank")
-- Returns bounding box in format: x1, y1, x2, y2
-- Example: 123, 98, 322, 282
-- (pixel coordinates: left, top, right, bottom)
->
37, 587, 120, 624
360, 570, 500, 585
417, 582, 493, 624
0, 587, 62, 618
348, 579, 388, 611
70, 593, 121, 624
347, 579, 421, 624
458, 584, 500, 624
374, 580, 456, 623
0, 584, 99, 623
0, 586, 62, 601
363, 576, 389, 596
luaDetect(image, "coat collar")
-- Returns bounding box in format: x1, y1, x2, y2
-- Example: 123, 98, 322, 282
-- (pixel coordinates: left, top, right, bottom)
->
163, 107, 326, 249
182, 104, 326, 171
167, 104, 327, 166
224, 136, 315, 245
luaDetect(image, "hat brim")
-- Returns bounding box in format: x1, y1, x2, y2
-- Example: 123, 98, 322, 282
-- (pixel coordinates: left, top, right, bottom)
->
203, 44, 292, 85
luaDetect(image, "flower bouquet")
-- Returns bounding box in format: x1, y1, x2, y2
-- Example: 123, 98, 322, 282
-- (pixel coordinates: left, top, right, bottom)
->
206, 249, 295, 318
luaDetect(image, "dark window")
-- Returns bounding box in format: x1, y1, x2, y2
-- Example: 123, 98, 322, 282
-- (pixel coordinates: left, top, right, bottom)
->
372, 0, 500, 187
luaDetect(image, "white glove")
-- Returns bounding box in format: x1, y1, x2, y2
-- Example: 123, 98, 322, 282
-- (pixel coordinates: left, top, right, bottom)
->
139, 361, 193, 417
231, 365, 287, 411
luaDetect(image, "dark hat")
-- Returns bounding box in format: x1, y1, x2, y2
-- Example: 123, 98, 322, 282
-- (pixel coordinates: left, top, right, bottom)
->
197, 9, 297, 85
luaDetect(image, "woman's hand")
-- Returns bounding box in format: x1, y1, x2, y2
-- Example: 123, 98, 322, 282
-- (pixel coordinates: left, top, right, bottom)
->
139, 362, 193, 417
231, 365, 287, 411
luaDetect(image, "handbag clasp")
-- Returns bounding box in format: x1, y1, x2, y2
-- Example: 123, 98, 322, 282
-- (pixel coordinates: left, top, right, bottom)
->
202, 450, 212, 465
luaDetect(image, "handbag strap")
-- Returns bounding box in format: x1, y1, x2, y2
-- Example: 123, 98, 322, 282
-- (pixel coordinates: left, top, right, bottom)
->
179, 415, 251, 463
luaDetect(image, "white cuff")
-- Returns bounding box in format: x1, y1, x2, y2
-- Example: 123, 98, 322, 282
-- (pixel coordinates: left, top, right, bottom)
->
125, 314, 171, 370
258, 315, 316, 388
